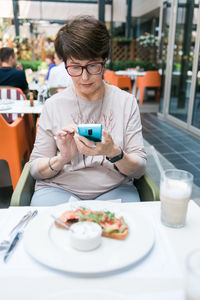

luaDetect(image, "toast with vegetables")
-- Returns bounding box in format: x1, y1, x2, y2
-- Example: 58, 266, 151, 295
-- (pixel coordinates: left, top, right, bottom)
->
55, 207, 129, 240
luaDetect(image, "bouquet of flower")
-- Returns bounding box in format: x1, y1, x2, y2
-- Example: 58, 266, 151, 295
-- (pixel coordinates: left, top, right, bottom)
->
138, 33, 158, 48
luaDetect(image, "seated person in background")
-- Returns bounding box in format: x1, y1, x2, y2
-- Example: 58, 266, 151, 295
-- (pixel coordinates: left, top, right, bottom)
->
0, 47, 29, 95
29, 15, 146, 207
47, 52, 73, 88
44, 53, 56, 81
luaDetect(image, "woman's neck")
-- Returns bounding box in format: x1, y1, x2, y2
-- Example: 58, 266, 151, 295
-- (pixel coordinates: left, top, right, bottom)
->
1, 62, 11, 68
74, 82, 106, 101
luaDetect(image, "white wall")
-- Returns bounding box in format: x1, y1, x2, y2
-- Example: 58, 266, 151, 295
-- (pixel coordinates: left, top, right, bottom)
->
0, 0, 161, 25
132, 0, 161, 17
18, 0, 126, 22
0, 0, 13, 18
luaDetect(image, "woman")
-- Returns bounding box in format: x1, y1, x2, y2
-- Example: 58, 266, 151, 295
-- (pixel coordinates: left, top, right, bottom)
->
29, 15, 146, 206
48, 52, 73, 89
44, 53, 56, 81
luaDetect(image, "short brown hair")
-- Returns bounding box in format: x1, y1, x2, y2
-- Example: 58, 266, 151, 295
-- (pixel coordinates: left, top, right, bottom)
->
0, 47, 15, 63
55, 15, 110, 62
45, 53, 54, 62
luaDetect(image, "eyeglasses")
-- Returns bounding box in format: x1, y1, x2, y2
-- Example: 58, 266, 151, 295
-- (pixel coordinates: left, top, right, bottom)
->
65, 61, 105, 77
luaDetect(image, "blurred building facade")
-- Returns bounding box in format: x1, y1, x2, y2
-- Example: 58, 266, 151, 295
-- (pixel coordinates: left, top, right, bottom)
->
0, 0, 199, 137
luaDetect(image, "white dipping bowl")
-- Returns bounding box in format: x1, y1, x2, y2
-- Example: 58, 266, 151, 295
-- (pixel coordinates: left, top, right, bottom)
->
70, 221, 102, 251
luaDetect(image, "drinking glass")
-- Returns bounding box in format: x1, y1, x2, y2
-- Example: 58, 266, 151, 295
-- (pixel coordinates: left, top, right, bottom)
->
160, 169, 193, 228
185, 249, 200, 300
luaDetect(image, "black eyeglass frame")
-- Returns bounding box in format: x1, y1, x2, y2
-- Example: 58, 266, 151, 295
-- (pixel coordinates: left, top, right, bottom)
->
65, 61, 105, 77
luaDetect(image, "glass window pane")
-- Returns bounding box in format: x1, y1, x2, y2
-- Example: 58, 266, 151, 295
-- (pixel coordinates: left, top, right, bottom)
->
169, 0, 198, 123
191, 53, 200, 129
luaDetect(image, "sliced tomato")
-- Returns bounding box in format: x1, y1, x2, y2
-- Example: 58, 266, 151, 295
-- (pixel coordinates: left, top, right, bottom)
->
116, 218, 123, 227
106, 219, 115, 225
103, 222, 120, 232
74, 209, 84, 214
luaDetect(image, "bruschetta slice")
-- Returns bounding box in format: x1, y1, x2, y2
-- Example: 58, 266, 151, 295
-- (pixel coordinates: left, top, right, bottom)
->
55, 207, 129, 240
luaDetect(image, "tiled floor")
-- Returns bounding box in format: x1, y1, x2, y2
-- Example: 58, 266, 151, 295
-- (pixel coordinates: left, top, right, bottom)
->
141, 113, 200, 188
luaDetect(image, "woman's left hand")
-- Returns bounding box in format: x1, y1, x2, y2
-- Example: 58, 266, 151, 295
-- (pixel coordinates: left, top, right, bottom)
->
74, 129, 120, 157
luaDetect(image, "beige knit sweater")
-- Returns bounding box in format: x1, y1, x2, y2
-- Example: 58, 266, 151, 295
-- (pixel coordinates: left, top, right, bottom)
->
29, 84, 146, 199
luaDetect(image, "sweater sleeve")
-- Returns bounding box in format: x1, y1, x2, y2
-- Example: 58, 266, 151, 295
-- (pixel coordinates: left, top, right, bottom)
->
29, 103, 57, 179
124, 97, 146, 178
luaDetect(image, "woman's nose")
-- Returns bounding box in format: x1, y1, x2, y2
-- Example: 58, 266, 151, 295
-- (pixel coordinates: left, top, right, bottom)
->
81, 68, 89, 80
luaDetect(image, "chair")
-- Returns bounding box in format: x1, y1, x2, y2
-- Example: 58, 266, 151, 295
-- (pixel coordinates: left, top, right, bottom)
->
0, 115, 31, 189
104, 72, 132, 93
0, 86, 26, 100
0, 86, 35, 150
135, 71, 161, 104
112, 75, 132, 93
103, 70, 116, 83
10, 162, 159, 206
0, 86, 26, 122
48, 87, 66, 96
55, 88, 66, 94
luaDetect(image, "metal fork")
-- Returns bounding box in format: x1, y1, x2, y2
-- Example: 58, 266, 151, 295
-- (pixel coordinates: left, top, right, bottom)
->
0, 210, 38, 251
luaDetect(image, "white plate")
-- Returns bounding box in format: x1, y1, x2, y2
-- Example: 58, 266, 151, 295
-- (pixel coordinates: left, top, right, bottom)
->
0, 100, 14, 104
24, 201, 155, 275
0, 105, 12, 111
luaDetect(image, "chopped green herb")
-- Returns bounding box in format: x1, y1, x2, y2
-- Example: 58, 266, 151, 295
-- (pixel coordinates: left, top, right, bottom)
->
79, 207, 86, 212
105, 211, 115, 222
78, 211, 88, 220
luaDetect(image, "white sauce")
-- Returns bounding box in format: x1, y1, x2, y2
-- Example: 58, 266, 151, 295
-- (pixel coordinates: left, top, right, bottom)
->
70, 221, 102, 251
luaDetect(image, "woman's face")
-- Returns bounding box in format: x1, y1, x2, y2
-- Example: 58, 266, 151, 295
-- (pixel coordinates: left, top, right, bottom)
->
66, 57, 105, 100
45, 58, 52, 66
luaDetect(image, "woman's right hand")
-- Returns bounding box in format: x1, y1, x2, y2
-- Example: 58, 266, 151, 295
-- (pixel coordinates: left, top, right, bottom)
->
56, 125, 78, 163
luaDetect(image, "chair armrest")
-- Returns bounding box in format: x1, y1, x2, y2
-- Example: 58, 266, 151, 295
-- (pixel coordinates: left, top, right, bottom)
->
134, 171, 160, 202
10, 162, 35, 206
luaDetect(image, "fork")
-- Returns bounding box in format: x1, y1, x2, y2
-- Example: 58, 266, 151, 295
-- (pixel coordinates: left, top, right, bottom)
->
0, 210, 38, 251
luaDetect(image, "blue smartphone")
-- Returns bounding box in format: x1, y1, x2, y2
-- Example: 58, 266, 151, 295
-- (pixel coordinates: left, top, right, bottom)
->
78, 124, 102, 142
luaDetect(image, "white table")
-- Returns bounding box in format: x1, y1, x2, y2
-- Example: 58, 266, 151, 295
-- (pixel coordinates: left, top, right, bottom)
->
115, 70, 146, 80
115, 70, 146, 98
28, 81, 40, 91
0, 200, 200, 299
0, 100, 44, 114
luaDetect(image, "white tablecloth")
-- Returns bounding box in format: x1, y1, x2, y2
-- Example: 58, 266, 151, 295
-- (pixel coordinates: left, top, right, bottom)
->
0, 200, 199, 300
115, 70, 146, 80
115, 70, 146, 98
0, 100, 43, 114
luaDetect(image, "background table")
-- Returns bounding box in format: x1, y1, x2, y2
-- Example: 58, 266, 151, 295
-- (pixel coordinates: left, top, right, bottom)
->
115, 70, 146, 98
115, 70, 146, 80
0, 100, 44, 114
0, 200, 199, 299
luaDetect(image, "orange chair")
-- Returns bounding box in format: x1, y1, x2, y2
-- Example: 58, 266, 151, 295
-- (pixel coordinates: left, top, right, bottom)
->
103, 70, 116, 83
104, 71, 132, 93
135, 71, 161, 104
112, 75, 132, 93
0, 114, 31, 189
0, 86, 36, 150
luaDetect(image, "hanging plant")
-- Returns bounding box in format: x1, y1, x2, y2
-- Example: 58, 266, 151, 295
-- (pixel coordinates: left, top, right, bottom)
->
138, 33, 158, 48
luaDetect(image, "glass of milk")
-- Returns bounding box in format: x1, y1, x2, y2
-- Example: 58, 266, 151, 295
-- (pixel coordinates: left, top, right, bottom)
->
160, 169, 193, 228
185, 249, 200, 300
